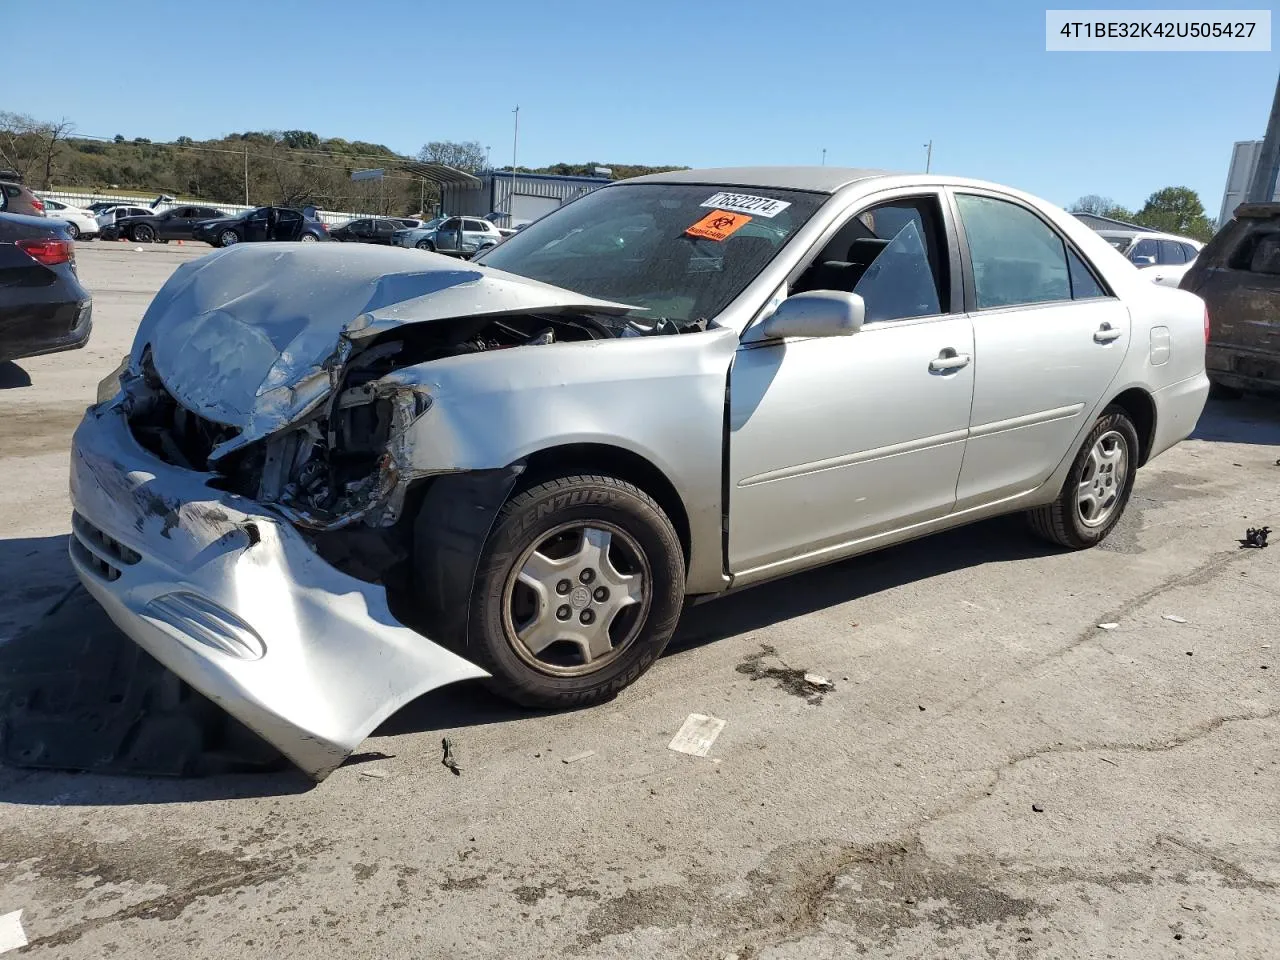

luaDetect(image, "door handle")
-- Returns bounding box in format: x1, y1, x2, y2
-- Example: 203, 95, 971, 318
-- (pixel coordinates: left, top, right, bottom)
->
1093, 323, 1124, 344
928, 352, 972, 372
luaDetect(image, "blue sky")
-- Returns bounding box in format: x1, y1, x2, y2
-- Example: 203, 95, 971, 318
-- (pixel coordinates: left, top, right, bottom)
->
5, 0, 1275, 216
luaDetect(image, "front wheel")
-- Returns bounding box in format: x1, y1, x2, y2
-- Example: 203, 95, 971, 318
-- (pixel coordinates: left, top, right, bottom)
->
131, 224, 155, 243
1027, 406, 1140, 549
415, 239, 434, 251
466, 475, 686, 708
65, 222, 80, 240
218, 229, 239, 247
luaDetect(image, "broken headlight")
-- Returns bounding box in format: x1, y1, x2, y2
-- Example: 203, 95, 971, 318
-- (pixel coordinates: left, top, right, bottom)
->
95, 353, 131, 405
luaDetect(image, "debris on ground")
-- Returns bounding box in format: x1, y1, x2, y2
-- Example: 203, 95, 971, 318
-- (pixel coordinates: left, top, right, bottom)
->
1162, 615, 1188, 624
668, 714, 726, 758
1239, 526, 1271, 549
0, 910, 27, 954
441, 738, 462, 776
1031, 804, 1045, 813
1098, 622, 1119, 630
562, 750, 595, 764
803, 673, 835, 690
359, 768, 390, 780
735, 644, 833, 705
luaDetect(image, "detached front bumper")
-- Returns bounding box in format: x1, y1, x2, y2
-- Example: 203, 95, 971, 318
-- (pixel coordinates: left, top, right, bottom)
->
68, 401, 489, 781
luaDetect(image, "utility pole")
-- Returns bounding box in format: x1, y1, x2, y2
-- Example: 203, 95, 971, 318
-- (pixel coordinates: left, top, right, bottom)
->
485, 145, 492, 169
243, 146, 249, 205
924, 140, 933, 174
821, 148, 826, 166
510, 105, 520, 216
1247, 69, 1280, 203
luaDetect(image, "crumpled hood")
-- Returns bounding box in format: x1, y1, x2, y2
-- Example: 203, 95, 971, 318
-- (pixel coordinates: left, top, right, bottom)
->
131, 242, 634, 456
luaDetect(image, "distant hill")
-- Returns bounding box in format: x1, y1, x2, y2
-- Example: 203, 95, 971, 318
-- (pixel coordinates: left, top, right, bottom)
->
7, 120, 688, 214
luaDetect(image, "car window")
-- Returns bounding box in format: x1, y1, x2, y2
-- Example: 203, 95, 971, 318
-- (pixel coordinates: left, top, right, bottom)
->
440, 218, 462, 231
1130, 238, 1158, 262
1249, 234, 1280, 275
1181, 243, 1199, 261
955, 194, 1071, 309
276, 210, 302, 224
463, 219, 488, 232
1158, 240, 1186, 265
1102, 236, 1130, 252
1067, 248, 1108, 299
479, 183, 825, 324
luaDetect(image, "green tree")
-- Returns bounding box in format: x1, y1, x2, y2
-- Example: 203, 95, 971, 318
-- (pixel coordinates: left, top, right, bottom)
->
417, 140, 487, 172
1070, 194, 1136, 223
1131, 186, 1216, 241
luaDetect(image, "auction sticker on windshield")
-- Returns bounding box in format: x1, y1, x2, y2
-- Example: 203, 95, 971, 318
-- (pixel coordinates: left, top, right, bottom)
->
686, 210, 752, 242
700, 192, 791, 218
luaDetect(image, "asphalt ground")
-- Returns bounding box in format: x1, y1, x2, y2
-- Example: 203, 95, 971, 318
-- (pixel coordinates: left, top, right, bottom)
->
0, 241, 1276, 959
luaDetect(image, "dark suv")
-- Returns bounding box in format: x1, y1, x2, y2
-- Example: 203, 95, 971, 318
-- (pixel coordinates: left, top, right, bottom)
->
1180, 202, 1280, 395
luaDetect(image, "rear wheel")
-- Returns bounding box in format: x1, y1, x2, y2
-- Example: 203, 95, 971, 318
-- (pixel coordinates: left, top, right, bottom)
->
218, 229, 239, 247
466, 475, 685, 708
131, 224, 155, 243
299, 232, 318, 242
1027, 406, 1139, 549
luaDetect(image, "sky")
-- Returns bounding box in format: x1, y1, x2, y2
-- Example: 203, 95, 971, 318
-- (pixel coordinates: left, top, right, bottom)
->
4, 0, 1276, 218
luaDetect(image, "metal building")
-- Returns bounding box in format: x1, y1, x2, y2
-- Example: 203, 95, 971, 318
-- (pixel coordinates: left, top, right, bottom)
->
1219, 140, 1280, 225
439, 171, 610, 227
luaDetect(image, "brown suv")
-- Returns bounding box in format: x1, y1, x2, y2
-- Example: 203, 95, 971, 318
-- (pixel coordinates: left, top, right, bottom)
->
1180, 202, 1280, 396
0, 181, 46, 217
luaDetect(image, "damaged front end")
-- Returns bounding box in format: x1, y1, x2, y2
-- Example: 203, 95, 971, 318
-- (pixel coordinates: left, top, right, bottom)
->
72, 243, 670, 779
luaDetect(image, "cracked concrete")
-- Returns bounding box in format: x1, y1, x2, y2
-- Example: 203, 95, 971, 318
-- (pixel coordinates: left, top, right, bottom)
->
0, 243, 1277, 958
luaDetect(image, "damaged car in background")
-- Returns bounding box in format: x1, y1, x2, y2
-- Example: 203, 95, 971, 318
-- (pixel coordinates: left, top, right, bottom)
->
72, 168, 1210, 780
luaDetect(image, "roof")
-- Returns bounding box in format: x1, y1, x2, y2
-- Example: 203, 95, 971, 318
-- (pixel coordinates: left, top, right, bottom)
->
622, 166, 895, 193
1072, 211, 1156, 232
485, 170, 611, 184
397, 162, 483, 188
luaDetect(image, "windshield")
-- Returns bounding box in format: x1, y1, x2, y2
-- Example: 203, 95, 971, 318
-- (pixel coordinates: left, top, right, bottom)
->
475, 183, 825, 324
1103, 236, 1131, 252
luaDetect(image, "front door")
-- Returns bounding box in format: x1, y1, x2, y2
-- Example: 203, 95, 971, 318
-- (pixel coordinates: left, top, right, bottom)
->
727, 191, 975, 578
243, 209, 269, 241
949, 190, 1131, 508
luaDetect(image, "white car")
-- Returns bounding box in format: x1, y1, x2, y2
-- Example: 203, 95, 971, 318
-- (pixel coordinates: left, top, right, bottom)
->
96, 204, 159, 230
39, 198, 100, 240
1097, 229, 1203, 288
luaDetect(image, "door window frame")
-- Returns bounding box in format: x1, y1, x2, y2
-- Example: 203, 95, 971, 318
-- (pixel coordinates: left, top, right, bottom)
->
945, 187, 1117, 315
743, 186, 963, 343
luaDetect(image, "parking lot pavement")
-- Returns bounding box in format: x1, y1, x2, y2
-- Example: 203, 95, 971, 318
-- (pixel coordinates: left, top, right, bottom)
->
1, 241, 1278, 959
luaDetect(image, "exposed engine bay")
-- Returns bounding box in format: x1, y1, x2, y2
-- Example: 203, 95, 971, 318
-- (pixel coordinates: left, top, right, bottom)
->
121, 308, 703, 583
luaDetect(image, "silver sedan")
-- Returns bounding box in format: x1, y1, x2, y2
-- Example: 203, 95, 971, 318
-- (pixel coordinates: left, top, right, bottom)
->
72, 167, 1210, 778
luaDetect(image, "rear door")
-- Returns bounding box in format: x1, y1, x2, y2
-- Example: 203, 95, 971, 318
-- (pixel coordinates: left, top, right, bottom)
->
273, 209, 304, 241
949, 189, 1130, 508
436, 217, 462, 252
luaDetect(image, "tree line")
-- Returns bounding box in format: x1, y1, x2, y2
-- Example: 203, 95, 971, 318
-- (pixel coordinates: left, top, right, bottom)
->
1070, 187, 1217, 242
0, 113, 687, 216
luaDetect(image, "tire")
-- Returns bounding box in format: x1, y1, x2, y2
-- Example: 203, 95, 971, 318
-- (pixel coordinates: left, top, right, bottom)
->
299, 232, 318, 242
466, 475, 686, 709
416, 239, 434, 251
1027, 406, 1140, 550
65, 222, 80, 240
131, 224, 155, 243
218, 229, 239, 247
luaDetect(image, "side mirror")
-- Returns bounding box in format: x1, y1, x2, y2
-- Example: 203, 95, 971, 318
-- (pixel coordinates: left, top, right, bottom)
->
757, 291, 865, 340
1131, 255, 1156, 267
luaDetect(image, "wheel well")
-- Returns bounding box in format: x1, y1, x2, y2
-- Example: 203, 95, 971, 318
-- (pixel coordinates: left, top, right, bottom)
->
1108, 387, 1156, 465
519, 443, 692, 566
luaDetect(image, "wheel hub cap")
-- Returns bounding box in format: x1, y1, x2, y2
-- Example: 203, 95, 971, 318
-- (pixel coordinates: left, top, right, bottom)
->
504, 523, 650, 676
1076, 430, 1128, 528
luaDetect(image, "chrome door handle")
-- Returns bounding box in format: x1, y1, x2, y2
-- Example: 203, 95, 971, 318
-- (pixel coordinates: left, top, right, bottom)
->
1094, 324, 1124, 343
928, 352, 972, 372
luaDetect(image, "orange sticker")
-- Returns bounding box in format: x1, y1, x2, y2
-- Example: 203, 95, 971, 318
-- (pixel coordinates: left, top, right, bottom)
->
685, 209, 752, 242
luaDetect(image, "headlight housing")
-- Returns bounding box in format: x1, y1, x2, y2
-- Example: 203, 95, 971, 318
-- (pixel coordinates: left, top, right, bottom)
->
96, 353, 131, 405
